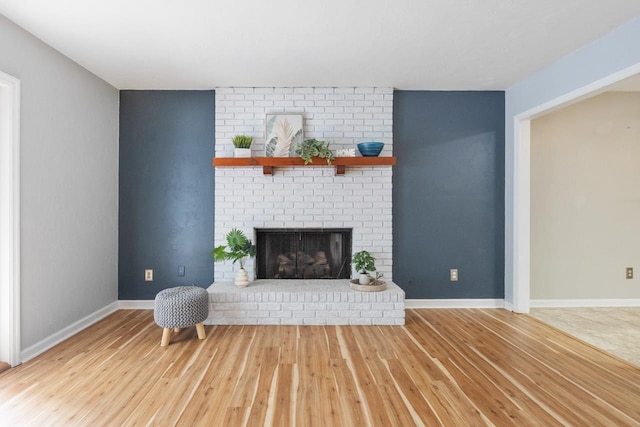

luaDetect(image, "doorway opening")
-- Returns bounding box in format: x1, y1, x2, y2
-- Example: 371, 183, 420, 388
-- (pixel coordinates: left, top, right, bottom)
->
0, 70, 21, 367
511, 63, 640, 313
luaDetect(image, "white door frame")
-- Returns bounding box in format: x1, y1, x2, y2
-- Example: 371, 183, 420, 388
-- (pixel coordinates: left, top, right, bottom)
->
0, 70, 20, 367
511, 63, 640, 313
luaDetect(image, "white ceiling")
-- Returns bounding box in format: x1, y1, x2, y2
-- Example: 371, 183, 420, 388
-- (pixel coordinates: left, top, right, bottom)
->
0, 0, 639, 90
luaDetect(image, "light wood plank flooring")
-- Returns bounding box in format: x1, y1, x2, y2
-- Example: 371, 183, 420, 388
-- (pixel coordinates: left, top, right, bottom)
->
1, 309, 639, 426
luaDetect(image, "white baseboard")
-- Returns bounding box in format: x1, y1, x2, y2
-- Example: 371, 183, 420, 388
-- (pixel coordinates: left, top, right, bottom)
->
531, 299, 640, 308
118, 300, 154, 309
21, 301, 118, 363
405, 299, 505, 309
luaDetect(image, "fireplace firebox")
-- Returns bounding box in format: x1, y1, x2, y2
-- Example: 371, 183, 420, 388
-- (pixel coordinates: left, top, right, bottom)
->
256, 229, 352, 279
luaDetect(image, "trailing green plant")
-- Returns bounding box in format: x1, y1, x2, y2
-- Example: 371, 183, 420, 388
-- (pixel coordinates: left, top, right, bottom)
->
352, 250, 376, 274
232, 134, 253, 149
211, 228, 256, 269
295, 138, 334, 165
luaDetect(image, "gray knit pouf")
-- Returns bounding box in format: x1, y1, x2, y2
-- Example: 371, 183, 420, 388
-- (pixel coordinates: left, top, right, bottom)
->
154, 286, 209, 346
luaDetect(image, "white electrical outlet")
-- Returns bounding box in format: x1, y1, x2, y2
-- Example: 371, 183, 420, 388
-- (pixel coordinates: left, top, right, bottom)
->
450, 269, 459, 281
145, 269, 153, 281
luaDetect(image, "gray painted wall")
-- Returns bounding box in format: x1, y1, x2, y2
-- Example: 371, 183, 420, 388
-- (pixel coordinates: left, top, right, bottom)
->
119, 91, 215, 300
393, 91, 505, 299
0, 15, 119, 349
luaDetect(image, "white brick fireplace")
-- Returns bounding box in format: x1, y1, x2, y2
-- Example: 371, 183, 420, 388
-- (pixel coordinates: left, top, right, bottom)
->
208, 87, 404, 325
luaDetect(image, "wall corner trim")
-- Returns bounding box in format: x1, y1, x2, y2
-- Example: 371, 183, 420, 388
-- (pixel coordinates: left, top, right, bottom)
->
405, 299, 505, 309
504, 300, 514, 312
20, 301, 118, 363
0, 70, 21, 367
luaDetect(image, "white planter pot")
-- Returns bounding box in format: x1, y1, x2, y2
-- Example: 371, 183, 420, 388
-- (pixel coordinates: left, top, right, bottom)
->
234, 148, 251, 158
358, 273, 371, 285
235, 268, 250, 288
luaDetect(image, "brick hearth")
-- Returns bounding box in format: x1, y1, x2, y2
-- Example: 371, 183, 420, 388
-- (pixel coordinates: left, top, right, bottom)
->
206, 280, 405, 325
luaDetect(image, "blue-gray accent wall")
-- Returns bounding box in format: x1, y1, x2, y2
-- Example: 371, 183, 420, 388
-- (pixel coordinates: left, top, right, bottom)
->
119, 90, 215, 299
393, 91, 505, 299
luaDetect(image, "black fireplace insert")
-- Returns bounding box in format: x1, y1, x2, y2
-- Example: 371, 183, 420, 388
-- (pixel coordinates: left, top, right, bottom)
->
256, 229, 352, 279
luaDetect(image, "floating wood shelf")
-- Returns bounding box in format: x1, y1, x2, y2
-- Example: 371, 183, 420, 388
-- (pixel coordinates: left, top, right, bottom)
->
212, 156, 397, 175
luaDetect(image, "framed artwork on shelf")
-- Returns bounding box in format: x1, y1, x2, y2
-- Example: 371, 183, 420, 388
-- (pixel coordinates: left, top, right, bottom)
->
265, 114, 303, 157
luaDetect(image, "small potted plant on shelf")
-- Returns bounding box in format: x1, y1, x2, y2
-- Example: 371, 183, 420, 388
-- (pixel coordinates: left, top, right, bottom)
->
232, 134, 253, 158
211, 228, 256, 288
295, 138, 335, 165
352, 250, 376, 285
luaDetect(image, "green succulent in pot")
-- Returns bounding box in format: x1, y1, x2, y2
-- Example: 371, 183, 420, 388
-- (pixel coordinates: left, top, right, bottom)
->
231, 134, 253, 149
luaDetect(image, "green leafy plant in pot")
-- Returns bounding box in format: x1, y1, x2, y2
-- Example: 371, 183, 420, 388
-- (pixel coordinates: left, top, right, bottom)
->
211, 228, 256, 287
232, 134, 253, 158
295, 138, 335, 165
352, 250, 376, 285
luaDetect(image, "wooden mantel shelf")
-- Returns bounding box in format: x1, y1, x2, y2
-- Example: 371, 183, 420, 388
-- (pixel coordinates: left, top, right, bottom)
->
212, 156, 397, 175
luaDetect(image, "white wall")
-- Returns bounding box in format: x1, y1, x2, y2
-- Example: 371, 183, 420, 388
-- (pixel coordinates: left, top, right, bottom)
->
504, 17, 640, 309
0, 15, 118, 349
215, 87, 393, 281
531, 92, 640, 299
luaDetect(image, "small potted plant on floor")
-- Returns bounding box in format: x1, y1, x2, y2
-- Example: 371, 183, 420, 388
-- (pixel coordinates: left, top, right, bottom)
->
352, 250, 376, 285
232, 134, 253, 158
211, 228, 256, 287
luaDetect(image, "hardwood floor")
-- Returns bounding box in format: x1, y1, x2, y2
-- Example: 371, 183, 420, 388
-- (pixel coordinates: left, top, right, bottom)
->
0, 361, 9, 375
1, 309, 639, 426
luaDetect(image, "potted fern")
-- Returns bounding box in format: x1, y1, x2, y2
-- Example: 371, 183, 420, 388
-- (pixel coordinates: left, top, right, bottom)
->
211, 228, 256, 287
232, 134, 253, 158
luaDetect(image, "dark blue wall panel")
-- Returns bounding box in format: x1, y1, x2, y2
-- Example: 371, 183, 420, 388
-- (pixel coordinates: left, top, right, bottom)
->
393, 91, 505, 299
119, 91, 215, 299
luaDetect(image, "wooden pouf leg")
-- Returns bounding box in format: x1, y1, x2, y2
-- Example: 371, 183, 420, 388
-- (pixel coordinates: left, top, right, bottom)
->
174, 327, 180, 334
161, 328, 172, 347
196, 323, 206, 340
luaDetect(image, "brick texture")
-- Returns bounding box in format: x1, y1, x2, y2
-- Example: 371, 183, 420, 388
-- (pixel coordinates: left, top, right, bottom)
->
206, 280, 405, 325
214, 87, 394, 282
